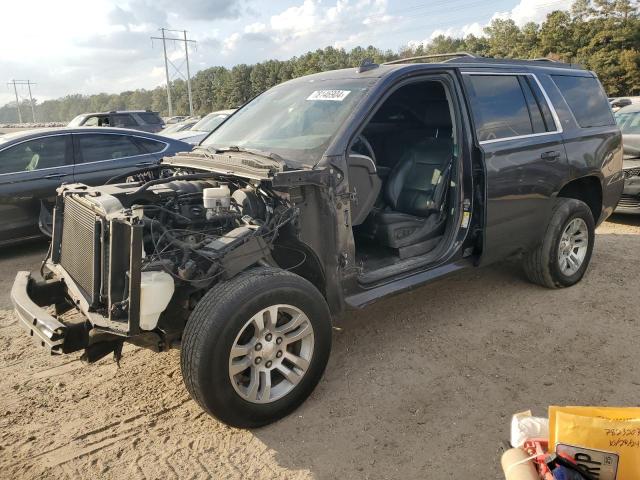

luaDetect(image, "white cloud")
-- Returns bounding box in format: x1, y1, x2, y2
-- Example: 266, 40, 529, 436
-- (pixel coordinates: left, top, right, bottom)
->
222, 32, 242, 54
244, 22, 267, 34
222, 0, 394, 55
409, 0, 573, 48
492, 0, 573, 25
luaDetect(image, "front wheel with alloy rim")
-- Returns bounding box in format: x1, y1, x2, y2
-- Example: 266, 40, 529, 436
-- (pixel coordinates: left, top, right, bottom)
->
523, 198, 595, 289
181, 267, 332, 428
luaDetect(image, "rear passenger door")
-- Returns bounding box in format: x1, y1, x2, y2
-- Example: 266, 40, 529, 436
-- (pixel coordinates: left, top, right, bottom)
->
462, 71, 569, 264
72, 133, 162, 186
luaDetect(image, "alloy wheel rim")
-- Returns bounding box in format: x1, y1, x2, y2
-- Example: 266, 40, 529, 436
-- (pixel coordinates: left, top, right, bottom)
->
228, 304, 314, 404
557, 217, 588, 276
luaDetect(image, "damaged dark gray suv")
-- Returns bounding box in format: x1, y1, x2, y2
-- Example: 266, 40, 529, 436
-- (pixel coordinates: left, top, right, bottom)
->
11, 54, 623, 428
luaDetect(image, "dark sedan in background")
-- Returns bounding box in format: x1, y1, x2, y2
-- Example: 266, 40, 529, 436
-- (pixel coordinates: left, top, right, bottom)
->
0, 127, 191, 245
615, 103, 640, 213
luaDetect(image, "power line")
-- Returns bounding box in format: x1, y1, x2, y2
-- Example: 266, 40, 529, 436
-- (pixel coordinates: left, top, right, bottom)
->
151, 28, 197, 117
7, 80, 37, 123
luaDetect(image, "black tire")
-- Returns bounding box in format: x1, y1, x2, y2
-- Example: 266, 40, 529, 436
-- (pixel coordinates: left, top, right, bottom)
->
181, 266, 332, 428
523, 198, 595, 288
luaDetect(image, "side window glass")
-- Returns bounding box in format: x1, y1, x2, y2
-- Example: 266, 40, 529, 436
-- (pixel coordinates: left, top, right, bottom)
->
77, 134, 144, 163
113, 114, 137, 128
136, 112, 163, 125
525, 77, 556, 132
552, 75, 614, 128
0, 136, 68, 174
136, 138, 166, 154
518, 77, 547, 134
464, 75, 533, 141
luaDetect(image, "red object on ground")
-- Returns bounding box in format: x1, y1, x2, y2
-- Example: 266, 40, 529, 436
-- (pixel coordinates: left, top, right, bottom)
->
523, 440, 554, 480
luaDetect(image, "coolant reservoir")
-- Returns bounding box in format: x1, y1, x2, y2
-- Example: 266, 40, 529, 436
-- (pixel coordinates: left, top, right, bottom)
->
203, 184, 231, 210
139, 271, 175, 330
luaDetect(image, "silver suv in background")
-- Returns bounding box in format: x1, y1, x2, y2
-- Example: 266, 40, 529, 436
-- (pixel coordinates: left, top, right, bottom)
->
68, 110, 165, 133
162, 109, 235, 144
615, 103, 640, 213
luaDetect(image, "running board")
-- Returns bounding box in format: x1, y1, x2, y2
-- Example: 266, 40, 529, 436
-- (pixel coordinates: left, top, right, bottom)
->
346, 259, 470, 309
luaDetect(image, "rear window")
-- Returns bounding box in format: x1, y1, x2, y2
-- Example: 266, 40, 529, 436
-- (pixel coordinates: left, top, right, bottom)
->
136, 112, 163, 125
551, 75, 614, 128
112, 114, 138, 128
464, 75, 547, 142
136, 137, 167, 153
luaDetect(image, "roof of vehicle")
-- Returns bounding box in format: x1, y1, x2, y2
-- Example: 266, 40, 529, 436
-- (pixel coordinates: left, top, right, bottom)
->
285, 54, 588, 83
75, 110, 160, 116
0, 126, 189, 145
617, 103, 640, 114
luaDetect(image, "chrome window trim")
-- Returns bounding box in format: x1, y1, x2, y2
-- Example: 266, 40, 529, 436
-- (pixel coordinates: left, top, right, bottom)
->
461, 71, 563, 145
72, 131, 169, 164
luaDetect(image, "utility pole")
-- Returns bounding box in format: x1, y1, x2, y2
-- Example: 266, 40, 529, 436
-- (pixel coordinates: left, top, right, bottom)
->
26, 81, 36, 122
7, 80, 37, 123
151, 28, 196, 117
183, 30, 194, 116
161, 28, 173, 116
9, 80, 21, 123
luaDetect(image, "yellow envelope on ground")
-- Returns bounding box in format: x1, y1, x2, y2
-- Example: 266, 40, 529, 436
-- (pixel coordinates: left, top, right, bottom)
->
549, 406, 640, 480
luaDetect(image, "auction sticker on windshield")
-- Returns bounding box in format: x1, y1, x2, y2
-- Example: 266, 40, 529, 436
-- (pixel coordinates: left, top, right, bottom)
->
307, 90, 351, 101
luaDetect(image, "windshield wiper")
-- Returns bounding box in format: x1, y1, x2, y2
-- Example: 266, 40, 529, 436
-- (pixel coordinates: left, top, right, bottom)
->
214, 145, 286, 163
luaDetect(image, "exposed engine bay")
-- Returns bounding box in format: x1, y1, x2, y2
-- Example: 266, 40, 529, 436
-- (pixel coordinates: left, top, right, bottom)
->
45, 165, 301, 358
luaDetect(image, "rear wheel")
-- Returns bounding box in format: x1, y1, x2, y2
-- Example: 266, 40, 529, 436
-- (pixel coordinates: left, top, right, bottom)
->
181, 267, 332, 428
523, 198, 595, 288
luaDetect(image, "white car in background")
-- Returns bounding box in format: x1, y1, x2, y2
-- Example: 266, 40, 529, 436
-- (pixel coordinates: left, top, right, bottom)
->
162, 109, 235, 145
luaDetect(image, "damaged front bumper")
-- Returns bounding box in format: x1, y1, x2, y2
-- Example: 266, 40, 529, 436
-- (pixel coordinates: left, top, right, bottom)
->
11, 269, 160, 360
11, 271, 71, 354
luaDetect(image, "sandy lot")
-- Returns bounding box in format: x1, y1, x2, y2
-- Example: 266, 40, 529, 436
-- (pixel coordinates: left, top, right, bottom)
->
1, 215, 639, 480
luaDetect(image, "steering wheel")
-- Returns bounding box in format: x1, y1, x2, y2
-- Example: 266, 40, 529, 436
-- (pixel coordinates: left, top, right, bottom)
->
351, 134, 377, 164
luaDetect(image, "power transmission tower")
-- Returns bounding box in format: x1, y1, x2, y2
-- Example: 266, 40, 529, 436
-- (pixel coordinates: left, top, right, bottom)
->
150, 29, 197, 117
7, 80, 37, 123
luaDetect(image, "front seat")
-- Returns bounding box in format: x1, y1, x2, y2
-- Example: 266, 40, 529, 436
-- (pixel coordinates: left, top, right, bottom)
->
364, 137, 453, 254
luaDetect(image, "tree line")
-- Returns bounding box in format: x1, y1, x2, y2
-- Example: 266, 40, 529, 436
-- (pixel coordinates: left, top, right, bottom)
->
1, 0, 638, 123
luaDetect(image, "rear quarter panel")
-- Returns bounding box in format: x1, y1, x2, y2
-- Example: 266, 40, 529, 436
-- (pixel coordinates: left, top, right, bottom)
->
542, 74, 624, 223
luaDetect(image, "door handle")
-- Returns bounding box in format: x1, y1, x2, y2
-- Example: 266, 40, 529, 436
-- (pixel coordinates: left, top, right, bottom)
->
541, 151, 561, 161
44, 173, 68, 179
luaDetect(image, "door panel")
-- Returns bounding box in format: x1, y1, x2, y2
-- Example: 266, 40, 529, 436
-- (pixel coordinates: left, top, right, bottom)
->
462, 71, 570, 265
480, 134, 568, 264
72, 133, 159, 186
0, 134, 72, 244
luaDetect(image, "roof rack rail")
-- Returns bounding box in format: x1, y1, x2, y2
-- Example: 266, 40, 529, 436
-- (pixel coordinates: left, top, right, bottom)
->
383, 52, 476, 65
531, 57, 557, 62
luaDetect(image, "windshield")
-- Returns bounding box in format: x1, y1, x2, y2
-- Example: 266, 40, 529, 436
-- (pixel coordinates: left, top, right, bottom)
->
616, 111, 640, 134
201, 78, 374, 165
68, 114, 85, 127
192, 113, 230, 132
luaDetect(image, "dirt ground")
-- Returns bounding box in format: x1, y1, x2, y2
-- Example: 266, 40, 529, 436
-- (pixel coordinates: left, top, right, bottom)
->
1, 215, 639, 480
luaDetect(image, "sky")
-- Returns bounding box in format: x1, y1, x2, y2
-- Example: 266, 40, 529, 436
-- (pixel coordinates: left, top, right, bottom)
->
0, 0, 573, 107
